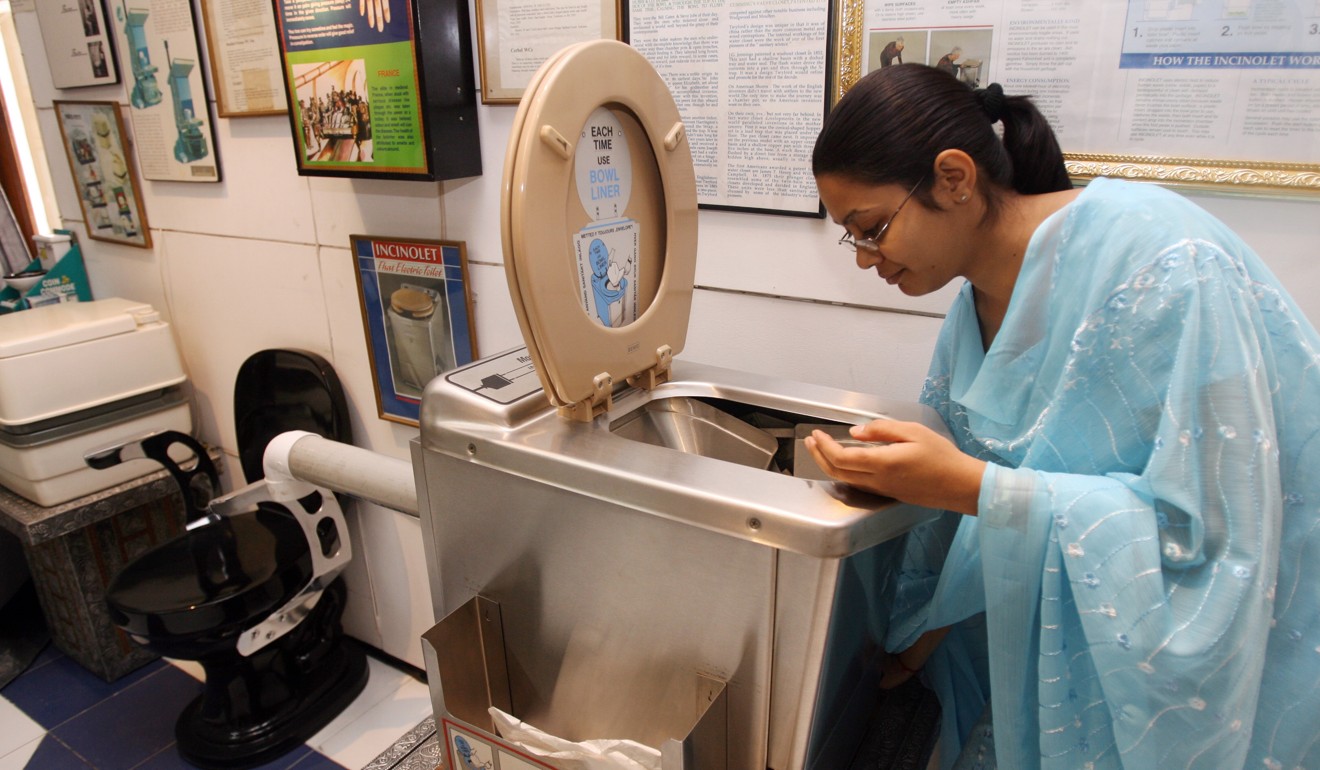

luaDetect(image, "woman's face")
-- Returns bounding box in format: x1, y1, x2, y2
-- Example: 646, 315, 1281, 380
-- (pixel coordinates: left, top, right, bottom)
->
816, 172, 966, 297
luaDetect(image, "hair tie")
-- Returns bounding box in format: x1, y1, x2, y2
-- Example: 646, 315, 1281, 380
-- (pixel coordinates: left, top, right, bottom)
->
975, 82, 1005, 124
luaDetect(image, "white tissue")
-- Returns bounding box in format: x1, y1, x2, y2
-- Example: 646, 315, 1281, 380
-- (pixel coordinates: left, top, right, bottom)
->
487, 707, 662, 770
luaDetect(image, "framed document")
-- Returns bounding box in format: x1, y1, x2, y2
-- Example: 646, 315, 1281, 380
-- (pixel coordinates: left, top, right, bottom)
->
198, 0, 286, 117
832, 0, 1320, 195
35, 0, 120, 89
475, 0, 621, 103
626, 0, 832, 217
272, 0, 482, 181
53, 101, 151, 249
351, 235, 478, 426
107, 0, 221, 182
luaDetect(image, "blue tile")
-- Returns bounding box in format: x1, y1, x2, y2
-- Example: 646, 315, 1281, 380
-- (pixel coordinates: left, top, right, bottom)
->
134, 744, 318, 770
25, 642, 65, 673
50, 664, 201, 770
3, 652, 167, 729
286, 751, 347, 770
22, 735, 93, 769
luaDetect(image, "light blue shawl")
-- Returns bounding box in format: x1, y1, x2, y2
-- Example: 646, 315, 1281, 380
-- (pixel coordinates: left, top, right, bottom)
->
897, 177, 1320, 770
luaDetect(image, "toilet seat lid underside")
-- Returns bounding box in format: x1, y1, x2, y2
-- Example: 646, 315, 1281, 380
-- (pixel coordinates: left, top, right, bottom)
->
502, 40, 698, 412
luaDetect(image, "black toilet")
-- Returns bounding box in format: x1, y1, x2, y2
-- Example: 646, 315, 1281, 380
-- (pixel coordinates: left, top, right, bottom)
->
92, 350, 368, 769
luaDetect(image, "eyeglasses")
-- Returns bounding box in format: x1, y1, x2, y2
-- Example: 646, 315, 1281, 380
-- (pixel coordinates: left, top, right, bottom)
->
837, 174, 927, 253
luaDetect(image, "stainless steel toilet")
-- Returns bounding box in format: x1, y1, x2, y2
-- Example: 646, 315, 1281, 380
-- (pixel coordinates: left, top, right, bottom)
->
414, 41, 948, 770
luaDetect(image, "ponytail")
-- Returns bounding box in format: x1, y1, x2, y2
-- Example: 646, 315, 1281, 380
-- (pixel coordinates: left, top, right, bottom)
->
988, 86, 1072, 195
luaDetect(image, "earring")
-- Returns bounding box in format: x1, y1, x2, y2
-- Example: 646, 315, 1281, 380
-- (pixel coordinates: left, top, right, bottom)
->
959, 194, 969, 202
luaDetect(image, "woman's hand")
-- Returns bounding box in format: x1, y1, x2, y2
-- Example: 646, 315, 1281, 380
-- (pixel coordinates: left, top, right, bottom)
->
804, 419, 985, 515
881, 626, 951, 689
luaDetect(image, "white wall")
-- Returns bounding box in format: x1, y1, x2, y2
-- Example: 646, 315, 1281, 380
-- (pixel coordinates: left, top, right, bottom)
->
9, 0, 1320, 667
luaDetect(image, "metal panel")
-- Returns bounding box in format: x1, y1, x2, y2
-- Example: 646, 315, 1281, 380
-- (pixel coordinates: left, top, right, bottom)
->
425, 453, 775, 769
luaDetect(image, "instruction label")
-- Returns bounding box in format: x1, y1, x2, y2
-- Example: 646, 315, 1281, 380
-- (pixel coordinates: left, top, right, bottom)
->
444, 348, 542, 404
574, 219, 641, 328
574, 107, 633, 220
444, 720, 554, 770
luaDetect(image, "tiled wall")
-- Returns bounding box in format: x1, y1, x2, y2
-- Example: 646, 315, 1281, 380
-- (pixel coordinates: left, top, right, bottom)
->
9, 0, 1319, 670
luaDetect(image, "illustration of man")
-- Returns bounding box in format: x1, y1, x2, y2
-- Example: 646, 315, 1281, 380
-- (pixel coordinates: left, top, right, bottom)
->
936, 46, 963, 77
452, 736, 491, 770
879, 37, 904, 67
588, 238, 632, 328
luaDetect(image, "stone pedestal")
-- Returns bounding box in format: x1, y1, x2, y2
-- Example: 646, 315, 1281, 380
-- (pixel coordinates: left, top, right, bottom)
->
0, 449, 221, 682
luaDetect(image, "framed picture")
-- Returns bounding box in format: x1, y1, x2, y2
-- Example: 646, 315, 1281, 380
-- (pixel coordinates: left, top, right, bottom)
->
475, 0, 620, 103
271, 0, 482, 181
107, 0, 221, 182
624, 0, 831, 217
35, 0, 120, 89
53, 101, 151, 249
198, 0, 286, 117
351, 235, 478, 426
831, 0, 1320, 196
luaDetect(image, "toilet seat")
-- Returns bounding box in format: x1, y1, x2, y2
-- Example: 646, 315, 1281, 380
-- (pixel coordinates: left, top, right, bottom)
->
502, 40, 697, 421
107, 507, 313, 643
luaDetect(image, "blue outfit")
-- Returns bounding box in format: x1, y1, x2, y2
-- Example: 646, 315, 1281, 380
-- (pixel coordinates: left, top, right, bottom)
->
896, 177, 1320, 769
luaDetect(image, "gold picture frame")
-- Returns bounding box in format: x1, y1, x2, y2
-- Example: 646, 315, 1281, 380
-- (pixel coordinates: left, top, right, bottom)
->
475, 0, 621, 104
350, 235, 478, 426
53, 101, 152, 249
198, 0, 286, 117
831, 0, 1320, 197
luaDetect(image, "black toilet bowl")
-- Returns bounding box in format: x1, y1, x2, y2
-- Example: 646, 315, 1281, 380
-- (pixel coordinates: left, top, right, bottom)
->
106, 505, 367, 768
107, 506, 313, 659
99, 350, 365, 769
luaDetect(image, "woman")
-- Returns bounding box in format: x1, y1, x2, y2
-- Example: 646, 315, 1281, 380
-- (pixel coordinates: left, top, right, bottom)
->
806, 64, 1319, 770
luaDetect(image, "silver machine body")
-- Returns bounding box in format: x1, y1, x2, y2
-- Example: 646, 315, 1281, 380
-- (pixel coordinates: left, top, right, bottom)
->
414, 348, 946, 769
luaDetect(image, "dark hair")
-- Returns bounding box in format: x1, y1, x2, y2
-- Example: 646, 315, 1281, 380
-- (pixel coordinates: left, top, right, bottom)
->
812, 65, 1071, 220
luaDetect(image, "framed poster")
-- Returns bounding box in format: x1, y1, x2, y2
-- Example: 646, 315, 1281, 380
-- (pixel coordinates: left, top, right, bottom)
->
351, 235, 478, 426
625, 0, 831, 217
107, 0, 221, 182
35, 0, 120, 88
832, 0, 1320, 195
53, 101, 151, 249
198, 0, 286, 117
273, 0, 480, 180
475, 0, 620, 103
272, 0, 482, 181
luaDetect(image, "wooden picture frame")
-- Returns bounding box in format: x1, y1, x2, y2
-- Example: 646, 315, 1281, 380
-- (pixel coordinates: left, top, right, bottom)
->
351, 234, 478, 426
198, 0, 286, 117
53, 101, 151, 249
476, 0, 620, 103
832, 0, 1320, 196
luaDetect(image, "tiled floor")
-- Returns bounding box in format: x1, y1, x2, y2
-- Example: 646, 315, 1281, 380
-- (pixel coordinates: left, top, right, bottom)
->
0, 644, 433, 770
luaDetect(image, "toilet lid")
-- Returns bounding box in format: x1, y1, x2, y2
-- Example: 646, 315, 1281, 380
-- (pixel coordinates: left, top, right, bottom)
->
502, 40, 697, 417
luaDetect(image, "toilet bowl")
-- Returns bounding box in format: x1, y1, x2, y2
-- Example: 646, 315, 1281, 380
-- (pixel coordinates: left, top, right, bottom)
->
93, 350, 367, 769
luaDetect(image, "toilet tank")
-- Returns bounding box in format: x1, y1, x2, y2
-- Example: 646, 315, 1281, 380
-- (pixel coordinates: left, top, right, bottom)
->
0, 299, 192, 506
0, 298, 186, 427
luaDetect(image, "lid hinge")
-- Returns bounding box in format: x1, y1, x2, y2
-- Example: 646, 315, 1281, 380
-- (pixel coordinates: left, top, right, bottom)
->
559, 372, 614, 422
626, 345, 673, 392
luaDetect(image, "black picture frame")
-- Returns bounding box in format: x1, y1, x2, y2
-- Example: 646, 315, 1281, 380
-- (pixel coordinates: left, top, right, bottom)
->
271, 0, 482, 182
